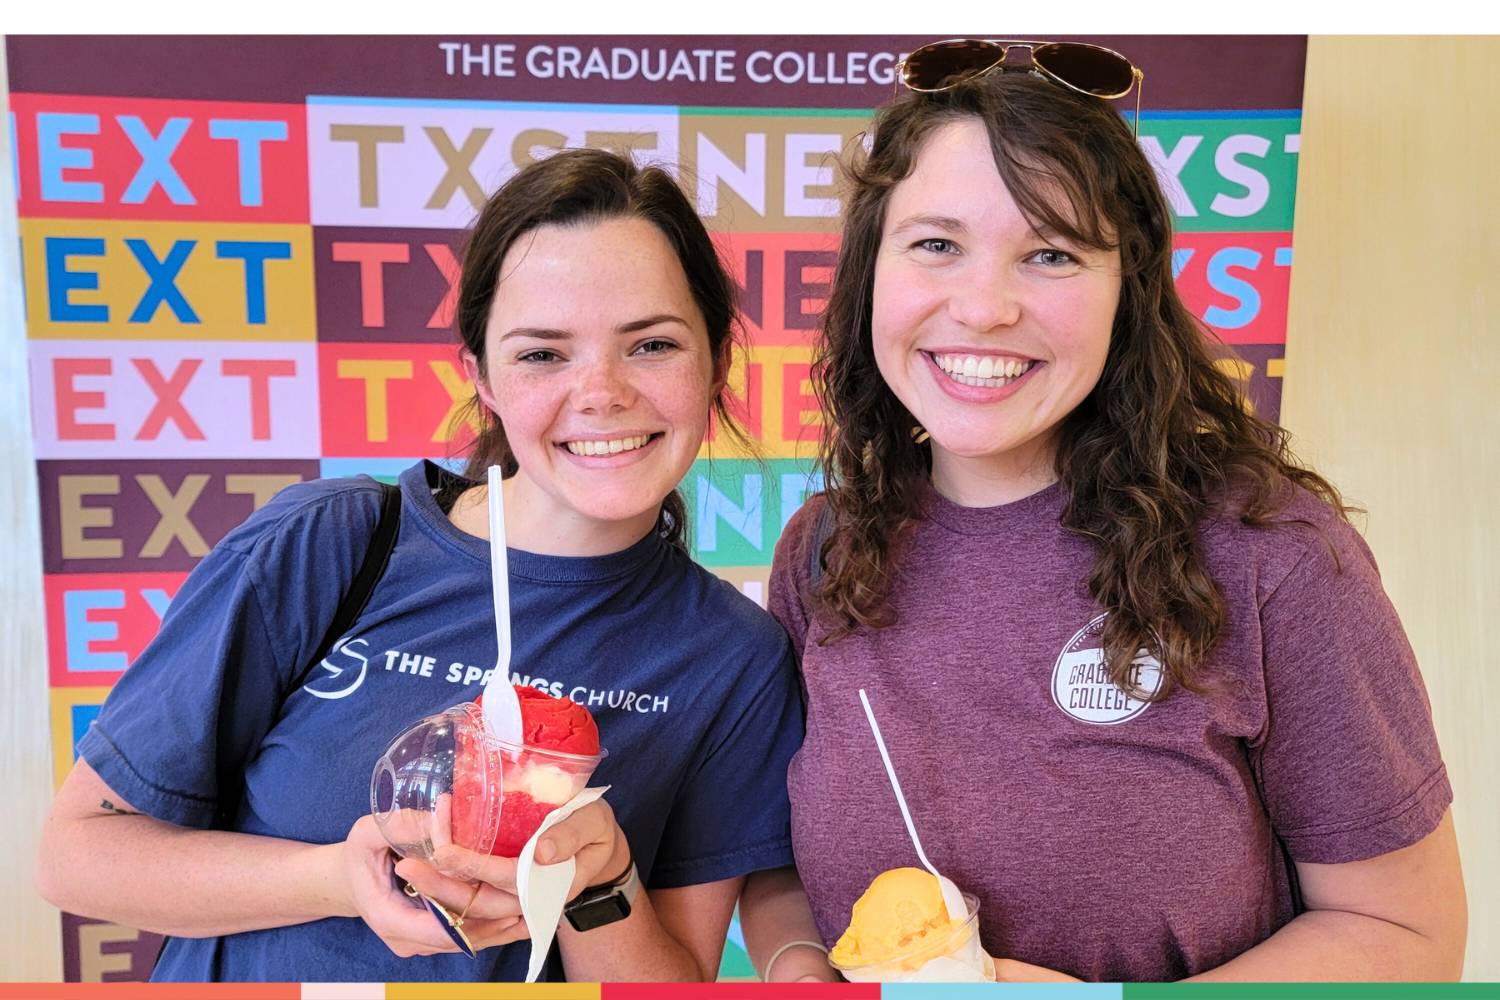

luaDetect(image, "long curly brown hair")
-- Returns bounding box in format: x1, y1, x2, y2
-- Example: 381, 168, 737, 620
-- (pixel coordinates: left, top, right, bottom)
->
815, 72, 1352, 699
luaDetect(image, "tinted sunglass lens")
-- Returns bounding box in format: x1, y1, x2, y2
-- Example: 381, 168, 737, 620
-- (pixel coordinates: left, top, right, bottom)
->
1034, 43, 1135, 96
903, 40, 1004, 90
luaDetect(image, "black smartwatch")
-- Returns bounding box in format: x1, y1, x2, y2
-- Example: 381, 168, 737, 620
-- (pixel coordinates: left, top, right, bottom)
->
562, 860, 641, 931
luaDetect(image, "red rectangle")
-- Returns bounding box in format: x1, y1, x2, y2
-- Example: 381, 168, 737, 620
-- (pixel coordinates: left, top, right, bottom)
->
44, 572, 189, 688
1173, 231, 1291, 345
12, 93, 308, 223
714, 232, 841, 350
318, 341, 478, 458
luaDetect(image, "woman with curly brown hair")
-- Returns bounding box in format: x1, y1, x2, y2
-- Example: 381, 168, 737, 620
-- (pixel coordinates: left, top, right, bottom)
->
749, 42, 1466, 982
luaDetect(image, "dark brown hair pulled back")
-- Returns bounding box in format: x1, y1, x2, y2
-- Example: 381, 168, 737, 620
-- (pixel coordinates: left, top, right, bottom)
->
453, 147, 745, 548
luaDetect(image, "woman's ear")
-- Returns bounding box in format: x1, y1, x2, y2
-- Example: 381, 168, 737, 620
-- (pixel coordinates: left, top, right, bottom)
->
710, 338, 734, 396
462, 349, 501, 416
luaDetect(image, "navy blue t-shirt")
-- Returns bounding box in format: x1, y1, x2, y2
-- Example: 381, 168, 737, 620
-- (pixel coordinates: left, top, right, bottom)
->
78, 461, 802, 982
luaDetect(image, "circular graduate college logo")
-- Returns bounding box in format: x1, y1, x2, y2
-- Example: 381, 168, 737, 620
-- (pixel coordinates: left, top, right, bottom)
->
1050, 614, 1164, 725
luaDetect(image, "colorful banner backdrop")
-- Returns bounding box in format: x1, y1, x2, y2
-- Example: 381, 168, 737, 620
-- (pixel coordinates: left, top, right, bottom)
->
7, 34, 1305, 983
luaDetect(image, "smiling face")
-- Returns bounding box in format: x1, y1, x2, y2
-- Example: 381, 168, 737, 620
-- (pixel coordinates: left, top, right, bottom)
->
464, 216, 720, 552
871, 118, 1123, 504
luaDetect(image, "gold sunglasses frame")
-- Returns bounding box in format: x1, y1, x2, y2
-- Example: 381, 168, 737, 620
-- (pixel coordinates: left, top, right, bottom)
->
898, 38, 1145, 137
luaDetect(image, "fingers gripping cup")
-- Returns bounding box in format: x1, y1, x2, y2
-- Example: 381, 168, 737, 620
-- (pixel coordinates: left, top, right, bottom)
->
371, 689, 604, 872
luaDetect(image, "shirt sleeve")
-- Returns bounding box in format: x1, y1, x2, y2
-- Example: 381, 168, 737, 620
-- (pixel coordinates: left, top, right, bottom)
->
767, 494, 825, 663
647, 640, 804, 889
1252, 517, 1452, 864
76, 481, 381, 830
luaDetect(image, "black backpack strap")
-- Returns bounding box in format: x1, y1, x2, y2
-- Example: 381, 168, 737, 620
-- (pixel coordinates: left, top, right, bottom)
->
305, 481, 402, 681
808, 498, 835, 587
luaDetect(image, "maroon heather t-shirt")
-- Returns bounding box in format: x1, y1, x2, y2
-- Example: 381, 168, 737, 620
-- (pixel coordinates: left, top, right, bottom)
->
769, 482, 1451, 982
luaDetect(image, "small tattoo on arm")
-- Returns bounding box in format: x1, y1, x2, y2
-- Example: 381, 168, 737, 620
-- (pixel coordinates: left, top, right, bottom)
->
99, 798, 137, 816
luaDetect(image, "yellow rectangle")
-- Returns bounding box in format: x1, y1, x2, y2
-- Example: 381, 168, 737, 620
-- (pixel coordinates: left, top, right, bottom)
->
700, 343, 823, 461
385, 986, 599, 1000
50, 686, 114, 790
24, 218, 316, 341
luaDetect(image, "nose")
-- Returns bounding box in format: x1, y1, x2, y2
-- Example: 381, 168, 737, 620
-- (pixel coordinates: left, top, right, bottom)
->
946, 259, 1023, 332
571, 355, 637, 415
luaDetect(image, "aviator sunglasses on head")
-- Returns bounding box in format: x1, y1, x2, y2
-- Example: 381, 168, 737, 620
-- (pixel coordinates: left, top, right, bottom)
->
898, 38, 1144, 137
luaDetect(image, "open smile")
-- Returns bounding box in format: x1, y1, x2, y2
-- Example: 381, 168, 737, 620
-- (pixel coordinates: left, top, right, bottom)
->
555, 432, 664, 466
921, 350, 1043, 400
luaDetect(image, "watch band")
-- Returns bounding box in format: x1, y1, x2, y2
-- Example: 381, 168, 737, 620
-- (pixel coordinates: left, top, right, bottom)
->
562, 860, 641, 932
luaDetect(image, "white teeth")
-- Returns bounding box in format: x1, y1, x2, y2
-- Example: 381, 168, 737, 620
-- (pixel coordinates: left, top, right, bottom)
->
933, 353, 1033, 378
565, 435, 650, 457
932, 354, 1035, 388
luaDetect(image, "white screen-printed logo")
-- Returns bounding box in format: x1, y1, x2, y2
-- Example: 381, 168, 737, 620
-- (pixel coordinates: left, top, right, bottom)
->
1051, 614, 1164, 725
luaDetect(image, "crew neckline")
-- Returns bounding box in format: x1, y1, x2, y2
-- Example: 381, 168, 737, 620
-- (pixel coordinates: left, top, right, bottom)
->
919, 476, 1067, 536
400, 461, 667, 583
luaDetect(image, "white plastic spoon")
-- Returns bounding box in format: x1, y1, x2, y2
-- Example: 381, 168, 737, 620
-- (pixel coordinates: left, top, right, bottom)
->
858, 687, 967, 924
480, 465, 523, 744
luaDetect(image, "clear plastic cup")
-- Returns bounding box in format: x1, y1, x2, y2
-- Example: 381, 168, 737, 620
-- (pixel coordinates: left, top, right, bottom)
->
830, 892, 993, 983
370, 702, 605, 872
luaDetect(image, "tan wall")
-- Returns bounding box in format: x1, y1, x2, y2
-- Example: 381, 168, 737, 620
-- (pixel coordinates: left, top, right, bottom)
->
1285, 36, 1500, 981
0, 37, 67, 982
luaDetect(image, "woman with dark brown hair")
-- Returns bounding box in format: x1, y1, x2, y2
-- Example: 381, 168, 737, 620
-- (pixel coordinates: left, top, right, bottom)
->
749, 42, 1466, 982
37, 148, 803, 983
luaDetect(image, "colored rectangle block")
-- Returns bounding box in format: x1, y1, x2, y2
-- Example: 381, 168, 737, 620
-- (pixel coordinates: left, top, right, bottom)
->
317, 342, 477, 458
386, 987, 598, 999
11, 93, 308, 222
703, 343, 826, 461
29, 340, 321, 458
22, 219, 316, 341
44, 571, 189, 686
306, 100, 679, 229
56, 913, 164, 985
1173, 232, 1292, 346
314, 227, 464, 344
37, 458, 320, 574
680, 112, 870, 233
301, 987, 386, 1000
49, 687, 113, 790
5, 982, 296, 998
887, 985, 1123, 1000
1223, 343, 1286, 424
1124, 988, 1500, 1000
1139, 115, 1301, 233
683, 457, 822, 567
714, 231, 838, 348
605, 985, 876, 999
712, 566, 773, 609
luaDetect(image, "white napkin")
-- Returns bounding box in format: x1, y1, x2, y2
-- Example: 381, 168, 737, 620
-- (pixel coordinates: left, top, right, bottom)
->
515, 785, 610, 982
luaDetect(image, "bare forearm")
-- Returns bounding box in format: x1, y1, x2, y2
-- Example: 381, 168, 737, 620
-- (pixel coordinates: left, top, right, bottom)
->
1188, 909, 1466, 982
557, 890, 707, 981
740, 867, 836, 982
36, 812, 353, 938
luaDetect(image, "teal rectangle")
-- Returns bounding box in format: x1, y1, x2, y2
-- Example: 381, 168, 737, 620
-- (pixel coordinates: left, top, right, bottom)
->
1137, 116, 1301, 233
886, 985, 1124, 999
1124, 985, 1500, 1000
319, 457, 465, 483
681, 457, 821, 567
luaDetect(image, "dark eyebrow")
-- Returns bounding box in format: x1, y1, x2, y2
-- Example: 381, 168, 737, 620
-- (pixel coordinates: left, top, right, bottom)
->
500, 327, 570, 342
500, 314, 691, 342
888, 214, 969, 237
618, 313, 691, 334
